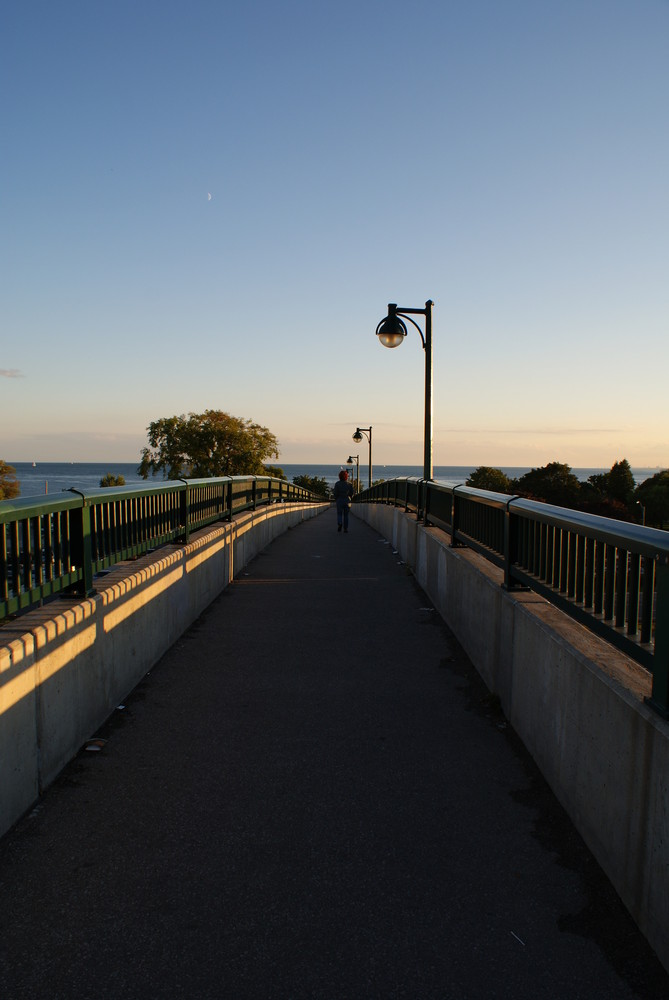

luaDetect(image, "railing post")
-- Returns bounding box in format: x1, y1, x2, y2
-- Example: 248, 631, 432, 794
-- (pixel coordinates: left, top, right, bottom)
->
179, 481, 190, 544
416, 479, 424, 522
67, 492, 94, 597
423, 481, 431, 525
72, 502, 94, 597
647, 556, 669, 719
504, 503, 512, 589
451, 486, 461, 547
503, 497, 527, 591
504, 500, 518, 590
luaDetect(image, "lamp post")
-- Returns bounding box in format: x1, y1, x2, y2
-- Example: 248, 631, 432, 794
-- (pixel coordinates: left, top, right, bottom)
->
637, 501, 646, 526
346, 455, 360, 492
352, 426, 373, 488
375, 301, 433, 481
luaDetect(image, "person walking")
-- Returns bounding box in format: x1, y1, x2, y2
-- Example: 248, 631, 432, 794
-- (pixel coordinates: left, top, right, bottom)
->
333, 469, 354, 533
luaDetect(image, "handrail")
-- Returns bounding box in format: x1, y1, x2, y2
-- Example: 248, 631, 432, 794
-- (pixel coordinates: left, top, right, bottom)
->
355, 478, 669, 718
0, 476, 323, 621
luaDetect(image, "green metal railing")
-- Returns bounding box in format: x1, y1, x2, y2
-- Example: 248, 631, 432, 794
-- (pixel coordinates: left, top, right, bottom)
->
356, 478, 669, 718
0, 476, 321, 621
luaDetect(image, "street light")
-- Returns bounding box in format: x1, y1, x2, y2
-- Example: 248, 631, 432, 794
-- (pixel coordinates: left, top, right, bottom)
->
637, 501, 646, 526
346, 455, 360, 492
375, 300, 434, 481
352, 426, 372, 488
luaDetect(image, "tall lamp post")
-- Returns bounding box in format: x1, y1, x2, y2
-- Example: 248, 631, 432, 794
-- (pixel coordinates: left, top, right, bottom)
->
375, 301, 433, 481
346, 455, 360, 492
352, 426, 373, 488
637, 501, 646, 526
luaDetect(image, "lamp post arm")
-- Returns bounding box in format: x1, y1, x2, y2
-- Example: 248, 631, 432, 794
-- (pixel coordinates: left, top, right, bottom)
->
395, 311, 427, 349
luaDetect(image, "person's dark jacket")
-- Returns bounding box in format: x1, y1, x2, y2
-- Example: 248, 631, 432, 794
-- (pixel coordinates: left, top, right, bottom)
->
333, 479, 353, 503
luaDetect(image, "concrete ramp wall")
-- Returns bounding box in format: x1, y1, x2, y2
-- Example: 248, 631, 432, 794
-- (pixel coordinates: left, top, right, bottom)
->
353, 503, 669, 974
0, 502, 327, 839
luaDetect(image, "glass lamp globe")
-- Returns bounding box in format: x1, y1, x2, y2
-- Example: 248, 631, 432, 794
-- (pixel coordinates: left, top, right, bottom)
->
376, 315, 406, 348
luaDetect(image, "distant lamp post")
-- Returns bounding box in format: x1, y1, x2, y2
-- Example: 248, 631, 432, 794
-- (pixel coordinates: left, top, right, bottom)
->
352, 426, 373, 488
375, 301, 433, 481
346, 455, 360, 491
637, 501, 646, 526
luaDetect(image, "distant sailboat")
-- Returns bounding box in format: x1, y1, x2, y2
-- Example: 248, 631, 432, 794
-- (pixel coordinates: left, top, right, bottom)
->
32, 461, 36, 467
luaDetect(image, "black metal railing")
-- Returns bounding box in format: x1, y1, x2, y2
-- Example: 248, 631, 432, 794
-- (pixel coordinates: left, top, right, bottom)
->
0, 476, 322, 620
355, 478, 669, 717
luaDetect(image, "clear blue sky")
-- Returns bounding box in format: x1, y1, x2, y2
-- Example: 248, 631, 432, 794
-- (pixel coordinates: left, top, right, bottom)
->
2, 0, 667, 469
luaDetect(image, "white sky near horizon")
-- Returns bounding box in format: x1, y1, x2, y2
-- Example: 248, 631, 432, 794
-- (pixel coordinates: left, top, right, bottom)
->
1, 0, 667, 470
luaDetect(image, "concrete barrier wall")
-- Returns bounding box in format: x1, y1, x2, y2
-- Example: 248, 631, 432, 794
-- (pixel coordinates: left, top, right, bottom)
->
0, 502, 328, 839
353, 503, 669, 973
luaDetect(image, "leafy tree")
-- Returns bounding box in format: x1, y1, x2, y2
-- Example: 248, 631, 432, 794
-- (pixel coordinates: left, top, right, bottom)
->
100, 473, 126, 487
0, 460, 20, 500
607, 459, 635, 506
635, 470, 669, 528
514, 462, 582, 508
578, 492, 632, 521
466, 466, 514, 493
264, 465, 286, 480
581, 459, 635, 520
585, 472, 609, 496
138, 410, 279, 480
292, 474, 329, 497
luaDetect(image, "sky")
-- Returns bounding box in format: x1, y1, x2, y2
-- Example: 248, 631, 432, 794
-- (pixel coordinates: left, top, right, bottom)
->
1, 0, 667, 470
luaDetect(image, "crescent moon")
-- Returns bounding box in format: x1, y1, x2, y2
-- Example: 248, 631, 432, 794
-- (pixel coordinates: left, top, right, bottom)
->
207, 192, 212, 201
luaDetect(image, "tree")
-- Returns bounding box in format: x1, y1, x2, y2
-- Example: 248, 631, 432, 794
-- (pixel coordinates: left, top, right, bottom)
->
292, 474, 329, 497
585, 472, 609, 496
578, 491, 632, 521
514, 462, 582, 508
466, 467, 514, 493
0, 460, 19, 500
635, 470, 669, 529
581, 459, 635, 520
264, 465, 286, 480
138, 410, 279, 480
100, 473, 126, 487
607, 459, 635, 506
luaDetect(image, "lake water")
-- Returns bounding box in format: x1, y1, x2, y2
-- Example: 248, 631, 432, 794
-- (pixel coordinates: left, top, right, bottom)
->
6, 461, 660, 500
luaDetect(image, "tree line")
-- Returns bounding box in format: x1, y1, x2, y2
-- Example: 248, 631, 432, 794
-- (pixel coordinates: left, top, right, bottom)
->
466, 460, 669, 528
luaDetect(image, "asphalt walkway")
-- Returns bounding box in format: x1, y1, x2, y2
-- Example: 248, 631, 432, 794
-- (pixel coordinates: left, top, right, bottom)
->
0, 509, 667, 999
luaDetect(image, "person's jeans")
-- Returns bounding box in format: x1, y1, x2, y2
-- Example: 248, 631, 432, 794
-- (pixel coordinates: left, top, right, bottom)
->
336, 499, 350, 529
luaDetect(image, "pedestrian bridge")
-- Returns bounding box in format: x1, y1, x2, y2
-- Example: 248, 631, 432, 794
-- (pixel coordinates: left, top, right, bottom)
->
1, 485, 669, 996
